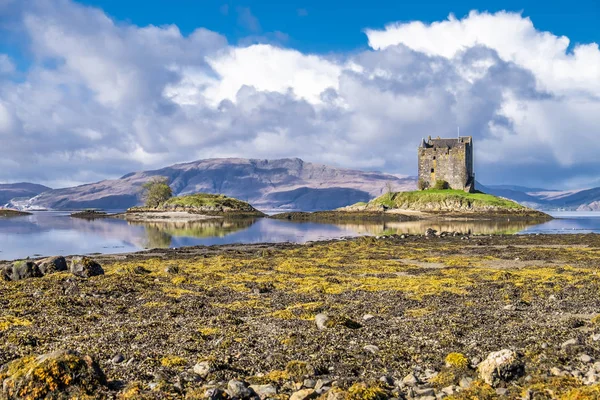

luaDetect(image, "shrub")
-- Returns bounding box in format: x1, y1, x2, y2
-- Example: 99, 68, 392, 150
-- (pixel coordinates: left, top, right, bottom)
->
418, 179, 429, 190
433, 180, 449, 190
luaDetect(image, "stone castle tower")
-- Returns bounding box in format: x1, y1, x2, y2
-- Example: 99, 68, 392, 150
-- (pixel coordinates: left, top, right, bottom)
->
418, 136, 475, 192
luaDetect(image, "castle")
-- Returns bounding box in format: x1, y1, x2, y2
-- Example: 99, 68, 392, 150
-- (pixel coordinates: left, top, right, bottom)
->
418, 136, 475, 192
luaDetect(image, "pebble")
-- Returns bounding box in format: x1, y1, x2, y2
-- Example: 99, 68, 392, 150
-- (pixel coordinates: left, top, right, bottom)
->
459, 377, 473, 389
379, 376, 394, 386
227, 379, 253, 399
362, 314, 375, 321
592, 334, 600, 342
250, 384, 277, 399
363, 345, 380, 354
315, 379, 332, 391
561, 338, 579, 348
315, 313, 332, 330
402, 372, 419, 386
290, 388, 316, 400
193, 361, 212, 378
441, 386, 456, 395
303, 379, 316, 388
414, 387, 435, 397
112, 354, 125, 364
496, 388, 508, 396
550, 367, 563, 376
580, 354, 593, 363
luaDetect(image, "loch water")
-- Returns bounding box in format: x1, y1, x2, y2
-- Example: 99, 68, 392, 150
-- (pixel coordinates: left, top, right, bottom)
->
0, 211, 599, 261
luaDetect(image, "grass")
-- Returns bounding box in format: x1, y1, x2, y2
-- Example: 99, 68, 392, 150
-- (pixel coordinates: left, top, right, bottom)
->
163, 193, 254, 210
370, 189, 525, 211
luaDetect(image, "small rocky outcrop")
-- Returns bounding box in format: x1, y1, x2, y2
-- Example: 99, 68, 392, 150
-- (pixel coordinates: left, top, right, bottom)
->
0, 350, 107, 399
69, 257, 105, 278
478, 349, 524, 387
37, 256, 68, 275
2, 260, 42, 281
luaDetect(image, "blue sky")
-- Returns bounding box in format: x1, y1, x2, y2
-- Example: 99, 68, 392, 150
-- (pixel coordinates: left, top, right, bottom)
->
78, 0, 599, 53
0, 0, 599, 188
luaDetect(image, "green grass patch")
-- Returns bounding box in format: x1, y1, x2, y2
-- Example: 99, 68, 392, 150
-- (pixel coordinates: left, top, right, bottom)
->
371, 189, 524, 210
164, 193, 254, 210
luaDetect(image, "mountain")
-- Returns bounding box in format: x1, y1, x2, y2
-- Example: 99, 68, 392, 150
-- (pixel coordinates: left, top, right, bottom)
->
17, 158, 417, 211
0, 183, 51, 207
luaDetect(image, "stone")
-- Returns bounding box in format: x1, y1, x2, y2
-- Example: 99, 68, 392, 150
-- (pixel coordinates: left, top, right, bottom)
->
496, 388, 508, 396
458, 377, 473, 389
441, 386, 456, 395
591, 334, 600, 342
315, 313, 333, 330
415, 387, 435, 396
0, 350, 106, 399
227, 379, 253, 399
580, 354, 593, 363
303, 379, 316, 388
362, 314, 375, 321
561, 338, 579, 348
69, 257, 104, 278
550, 367, 563, 376
315, 379, 332, 391
6, 260, 43, 281
425, 228, 437, 237
205, 388, 227, 400
478, 349, 524, 387
250, 384, 277, 399
37, 256, 68, 275
402, 372, 419, 386
193, 361, 213, 378
290, 389, 316, 400
112, 354, 125, 364
363, 345, 380, 354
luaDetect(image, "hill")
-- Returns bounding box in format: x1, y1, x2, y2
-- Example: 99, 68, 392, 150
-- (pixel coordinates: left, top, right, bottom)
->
17, 158, 416, 211
353, 189, 551, 219
0, 183, 51, 206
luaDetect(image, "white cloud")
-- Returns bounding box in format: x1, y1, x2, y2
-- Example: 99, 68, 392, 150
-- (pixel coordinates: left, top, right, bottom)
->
0, 2, 598, 189
0, 55, 15, 74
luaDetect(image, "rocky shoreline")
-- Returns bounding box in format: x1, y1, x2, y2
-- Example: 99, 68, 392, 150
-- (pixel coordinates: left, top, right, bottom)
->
2, 234, 600, 398
0, 209, 31, 217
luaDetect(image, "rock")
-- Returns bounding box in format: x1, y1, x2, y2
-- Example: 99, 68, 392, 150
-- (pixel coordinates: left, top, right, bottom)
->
315, 313, 333, 330
303, 379, 316, 388
0, 350, 106, 399
550, 367, 563, 376
425, 228, 437, 237
165, 265, 180, 274
415, 387, 435, 397
290, 389, 316, 400
112, 354, 125, 364
458, 377, 473, 388
379, 376, 394, 386
205, 388, 227, 399
441, 386, 456, 395
193, 361, 214, 378
503, 304, 516, 311
478, 349, 524, 387
69, 257, 104, 278
591, 334, 600, 342
496, 388, 508, 396
6, 260, 43, 281
580, 354, 593, 363
37, 256, 68, 275
315, 379, 332, 391
363, 345, 380, 354
227, 379, 253, 399
561, 338, 579, 348
250, 384, 277, 399
402, 372, 419, 386
362, 314, 375, 321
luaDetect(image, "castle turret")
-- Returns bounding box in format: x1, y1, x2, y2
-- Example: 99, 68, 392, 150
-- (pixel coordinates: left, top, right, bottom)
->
417, 136, 474, 192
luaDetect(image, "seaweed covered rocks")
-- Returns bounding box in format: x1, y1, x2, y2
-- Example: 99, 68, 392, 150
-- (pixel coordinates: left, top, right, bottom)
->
69, 257, 104, 278
2, 256, 103, 281
0, 350, 108, 399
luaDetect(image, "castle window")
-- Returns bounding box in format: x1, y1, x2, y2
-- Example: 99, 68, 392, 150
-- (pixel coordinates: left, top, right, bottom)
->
433, 156, 436, 160
431, 168, 434, 173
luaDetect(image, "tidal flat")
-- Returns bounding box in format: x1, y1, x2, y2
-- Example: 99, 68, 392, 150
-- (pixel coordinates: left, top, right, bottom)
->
2, 234, 600, 399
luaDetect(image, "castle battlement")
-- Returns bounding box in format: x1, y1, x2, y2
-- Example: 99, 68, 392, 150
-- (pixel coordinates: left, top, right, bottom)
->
418, 136, 475, 192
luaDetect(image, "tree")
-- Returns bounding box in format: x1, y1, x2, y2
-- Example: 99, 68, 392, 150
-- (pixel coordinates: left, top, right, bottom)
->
142, 177, 172, 207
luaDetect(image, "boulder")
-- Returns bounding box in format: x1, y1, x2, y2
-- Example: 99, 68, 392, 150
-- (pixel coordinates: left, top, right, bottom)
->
250, 384, 277, 399
290, 389, 317, 400
478, 349, 524, 387
37, 256, 68, 275
69, 257, 104, 278
6, 260, 43, 281
226, 379, 253, 399
0, 350, 106, 399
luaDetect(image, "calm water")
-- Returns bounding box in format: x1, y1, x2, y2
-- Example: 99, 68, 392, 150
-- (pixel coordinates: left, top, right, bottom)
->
1, 211, 600, 260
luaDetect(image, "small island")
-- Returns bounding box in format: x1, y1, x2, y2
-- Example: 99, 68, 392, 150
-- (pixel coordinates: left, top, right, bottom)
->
0, 208, 31, 217
123, 193, 265, 222
341, 189, 552, 221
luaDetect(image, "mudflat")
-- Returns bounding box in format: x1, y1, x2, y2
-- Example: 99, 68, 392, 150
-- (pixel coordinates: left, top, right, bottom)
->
2, 234, 600, 398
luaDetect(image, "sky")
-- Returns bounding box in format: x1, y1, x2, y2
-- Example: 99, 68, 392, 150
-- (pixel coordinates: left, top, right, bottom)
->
0, 0, 599, 189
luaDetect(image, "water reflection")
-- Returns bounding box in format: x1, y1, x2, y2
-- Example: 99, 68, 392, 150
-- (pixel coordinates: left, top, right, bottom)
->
132, 219, 257, 248
1, 211, 600, 260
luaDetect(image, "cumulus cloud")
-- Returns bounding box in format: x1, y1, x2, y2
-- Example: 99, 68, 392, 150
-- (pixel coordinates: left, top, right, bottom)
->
0, 2, 598, 189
